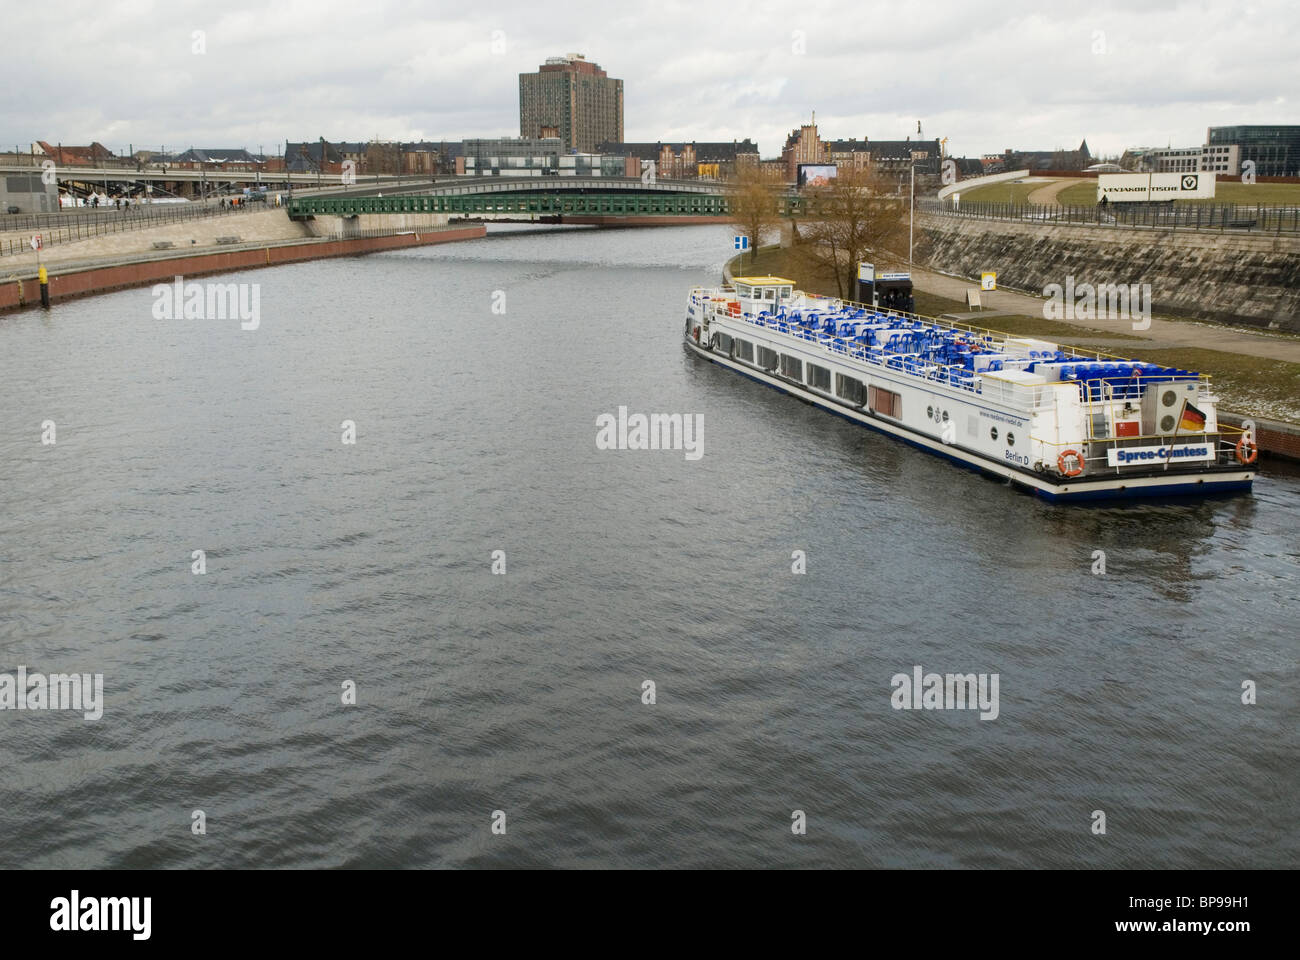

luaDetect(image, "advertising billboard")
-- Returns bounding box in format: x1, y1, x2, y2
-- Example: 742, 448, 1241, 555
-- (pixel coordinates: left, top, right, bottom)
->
797, 164, 838, 188
1097, 172, 1217, 203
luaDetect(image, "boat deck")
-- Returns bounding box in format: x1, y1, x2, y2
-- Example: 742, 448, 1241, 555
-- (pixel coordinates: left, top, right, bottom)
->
692, 288, 1208, 402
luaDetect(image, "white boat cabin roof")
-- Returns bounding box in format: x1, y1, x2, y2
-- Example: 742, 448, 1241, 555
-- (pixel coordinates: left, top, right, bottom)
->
732, 276, 795, 301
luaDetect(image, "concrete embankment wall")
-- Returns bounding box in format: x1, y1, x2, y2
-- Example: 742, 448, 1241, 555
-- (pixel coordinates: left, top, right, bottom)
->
916, 214, 1300, 332
306, 212, 452, 236
0, 226, 485, 313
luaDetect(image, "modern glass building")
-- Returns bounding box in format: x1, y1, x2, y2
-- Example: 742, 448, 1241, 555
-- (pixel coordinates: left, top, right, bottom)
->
519, 54, 624, 154
1206, 125, 1300, 177
460, 138, 629, 177
463, 137, 562, 174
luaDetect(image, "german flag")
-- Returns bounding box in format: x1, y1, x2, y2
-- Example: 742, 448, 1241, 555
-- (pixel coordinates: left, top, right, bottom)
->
1179, 402, 1207, 432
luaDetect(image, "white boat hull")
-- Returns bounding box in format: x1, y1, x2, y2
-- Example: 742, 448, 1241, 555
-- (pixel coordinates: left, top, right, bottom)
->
684, 336, 1255, 502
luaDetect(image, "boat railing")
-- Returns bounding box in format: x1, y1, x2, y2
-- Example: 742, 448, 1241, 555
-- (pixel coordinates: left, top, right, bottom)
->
728, 303, 1218, 403
709, 288, 1217, 380
708, 298, 1214, 408
808, 293, 1176, 367
1031, 424, 1252, 476
979, 377, 1063, 410
725, 310, 987, 395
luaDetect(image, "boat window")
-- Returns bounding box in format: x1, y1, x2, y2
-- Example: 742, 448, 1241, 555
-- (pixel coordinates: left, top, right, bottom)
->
807, 363, 831, 391
715, 333, 733, 354
1007, 432, 1015, 445
780, 355, 803, 380
990, 427, 998, 441
757, 346, 780, 370
781, 287, 792, 299
835, 373, 866, 405
869, 385, 901, 418
764, 288, 775, 300
734, 339, 754, 362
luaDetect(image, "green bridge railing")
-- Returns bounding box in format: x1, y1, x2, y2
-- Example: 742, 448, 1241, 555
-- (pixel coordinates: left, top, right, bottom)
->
286, 190, 821, 219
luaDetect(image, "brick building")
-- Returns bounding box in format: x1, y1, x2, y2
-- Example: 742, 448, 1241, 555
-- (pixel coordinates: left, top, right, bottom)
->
519, 54, 624, 153
781, 122, 945, 180
596, 140, 759, 179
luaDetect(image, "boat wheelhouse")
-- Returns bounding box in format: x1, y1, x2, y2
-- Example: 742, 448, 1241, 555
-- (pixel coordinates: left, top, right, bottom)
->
684, 277, 1256, 501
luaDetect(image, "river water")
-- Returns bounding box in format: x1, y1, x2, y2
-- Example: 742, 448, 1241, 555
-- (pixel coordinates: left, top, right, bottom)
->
1, 224, 1296, 868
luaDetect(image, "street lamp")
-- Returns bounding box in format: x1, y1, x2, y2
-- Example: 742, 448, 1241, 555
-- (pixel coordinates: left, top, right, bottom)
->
908, 161, 915, 265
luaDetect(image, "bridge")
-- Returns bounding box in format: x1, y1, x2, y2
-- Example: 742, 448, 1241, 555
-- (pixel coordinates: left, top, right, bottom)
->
285, 177, 813, 221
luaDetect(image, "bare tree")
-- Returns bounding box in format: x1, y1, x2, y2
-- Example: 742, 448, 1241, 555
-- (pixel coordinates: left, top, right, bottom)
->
790, 165, 909, 298
728, 164, 784, 266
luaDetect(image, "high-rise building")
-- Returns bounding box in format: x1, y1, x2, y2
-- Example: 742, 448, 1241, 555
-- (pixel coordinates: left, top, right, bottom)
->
519, 54, 623, 154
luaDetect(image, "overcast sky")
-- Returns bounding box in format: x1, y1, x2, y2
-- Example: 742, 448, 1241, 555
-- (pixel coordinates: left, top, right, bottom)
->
2, 0, 1294, 160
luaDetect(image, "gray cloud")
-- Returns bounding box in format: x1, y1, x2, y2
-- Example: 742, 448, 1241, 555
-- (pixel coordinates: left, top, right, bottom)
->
1, 0, 1294, 158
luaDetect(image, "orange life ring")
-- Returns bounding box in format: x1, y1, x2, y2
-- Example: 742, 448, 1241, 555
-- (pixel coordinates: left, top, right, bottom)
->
1058, 449, 1085, 477
1235, 437, 1258, 464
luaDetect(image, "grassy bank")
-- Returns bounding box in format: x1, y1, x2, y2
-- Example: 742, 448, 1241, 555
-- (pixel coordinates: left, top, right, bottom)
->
725, 245, 1300, 420
1056, 180, 1300, 207
953, 180, 1046, 205
1117, 348, 1300, 422
955, 179, 1300, 208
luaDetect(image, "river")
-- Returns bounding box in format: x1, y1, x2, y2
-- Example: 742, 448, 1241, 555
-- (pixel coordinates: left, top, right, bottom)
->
0, 223, 1296, 867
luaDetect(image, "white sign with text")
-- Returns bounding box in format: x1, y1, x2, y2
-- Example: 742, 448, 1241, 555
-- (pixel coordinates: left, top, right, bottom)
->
1098, 173, 1217, 203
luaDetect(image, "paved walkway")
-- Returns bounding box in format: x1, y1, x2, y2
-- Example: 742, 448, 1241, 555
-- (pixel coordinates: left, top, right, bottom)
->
1025, 179, 1072, 206
906, 263, 1300, 363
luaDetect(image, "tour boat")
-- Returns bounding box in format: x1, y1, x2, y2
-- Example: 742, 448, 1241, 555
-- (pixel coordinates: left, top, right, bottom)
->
684, 277, 1256, 501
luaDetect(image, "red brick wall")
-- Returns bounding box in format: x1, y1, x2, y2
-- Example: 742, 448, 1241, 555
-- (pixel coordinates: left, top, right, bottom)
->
1254, 423, 1300, 460
1217, 412, 1300, 462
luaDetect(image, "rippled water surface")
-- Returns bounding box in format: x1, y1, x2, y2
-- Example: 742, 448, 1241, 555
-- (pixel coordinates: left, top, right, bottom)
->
1, 225, 1296, 868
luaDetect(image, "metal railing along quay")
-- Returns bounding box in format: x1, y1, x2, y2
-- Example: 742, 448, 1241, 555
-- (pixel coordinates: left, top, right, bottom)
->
0, 202, 263, 257
920, 198, 1300, 234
